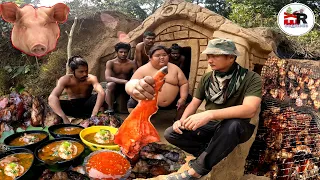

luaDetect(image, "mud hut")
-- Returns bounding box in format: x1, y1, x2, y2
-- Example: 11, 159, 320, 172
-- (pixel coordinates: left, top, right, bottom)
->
125, 0, 273, 97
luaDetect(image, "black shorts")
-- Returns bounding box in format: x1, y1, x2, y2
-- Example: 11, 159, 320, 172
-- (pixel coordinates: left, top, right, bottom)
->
60, 94, 97, 118
127, 94, 193, 109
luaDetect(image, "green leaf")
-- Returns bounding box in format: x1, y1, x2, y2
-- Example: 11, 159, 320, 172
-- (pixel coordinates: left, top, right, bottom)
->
12, 66, 24, 79
24, 65, 31, 74
4, 65, 12, 73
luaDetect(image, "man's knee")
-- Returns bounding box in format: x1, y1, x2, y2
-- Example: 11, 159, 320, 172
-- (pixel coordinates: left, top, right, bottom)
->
223, 119, 244, 135
127, 97, 138, 109
164, 126, 175, 142
106, 82, 116, 91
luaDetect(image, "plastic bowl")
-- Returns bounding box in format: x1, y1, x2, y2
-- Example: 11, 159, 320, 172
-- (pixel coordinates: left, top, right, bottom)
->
48, 124, 84, 139
4, 130, 49, 151
34, 137, 85, 171
79, 126, 119, 151
0, 148, 35, 180
83, 150, 131, 180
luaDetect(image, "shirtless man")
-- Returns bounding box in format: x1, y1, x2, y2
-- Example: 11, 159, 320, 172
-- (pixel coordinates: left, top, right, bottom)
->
48, 56, 105, 124
169, 43, 185, 70
105, 42, 137, 114
126, 45, 191, 120
134, 31, 156, 68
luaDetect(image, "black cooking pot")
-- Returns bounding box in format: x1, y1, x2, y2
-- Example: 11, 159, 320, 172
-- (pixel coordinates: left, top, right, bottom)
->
48, 124, 84, 139
4, 130, 49, 151
0, 148, 35, 180
34, 137, 85, 171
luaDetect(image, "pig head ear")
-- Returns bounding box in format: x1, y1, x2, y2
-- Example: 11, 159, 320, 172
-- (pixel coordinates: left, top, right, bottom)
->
50, 3, 69, 23
0, 2, 21, 23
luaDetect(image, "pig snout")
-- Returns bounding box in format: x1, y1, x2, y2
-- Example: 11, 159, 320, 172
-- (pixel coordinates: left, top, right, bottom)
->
30, 44, 47, 56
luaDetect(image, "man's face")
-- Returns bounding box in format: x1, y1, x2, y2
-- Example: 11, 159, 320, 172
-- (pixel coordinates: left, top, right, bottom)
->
207, 54, 235, 72
117, 48, 129, 60
74, 65, 88, 81
170, 49, 180, 60
143, 35, 155, 46
150, 49, 169, 68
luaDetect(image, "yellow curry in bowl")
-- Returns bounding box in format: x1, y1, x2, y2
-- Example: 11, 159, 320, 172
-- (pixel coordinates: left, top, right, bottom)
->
38, 140, 84, 163
0, 153, 33, 180
9, 133, 47, 146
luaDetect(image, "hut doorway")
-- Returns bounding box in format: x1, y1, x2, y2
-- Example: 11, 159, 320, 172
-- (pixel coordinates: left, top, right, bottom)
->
181, 46, 191, 79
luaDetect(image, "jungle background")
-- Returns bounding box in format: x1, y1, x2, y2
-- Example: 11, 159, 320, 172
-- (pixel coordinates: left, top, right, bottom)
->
0, 0, 319, 97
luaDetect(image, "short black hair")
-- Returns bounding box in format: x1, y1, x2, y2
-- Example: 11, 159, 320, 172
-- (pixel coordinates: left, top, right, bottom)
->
68, 55, 88, 71
143, 31, 155, 38
114, 42, 131, 52
148, 45, 169, 57
170, 43, 181, 52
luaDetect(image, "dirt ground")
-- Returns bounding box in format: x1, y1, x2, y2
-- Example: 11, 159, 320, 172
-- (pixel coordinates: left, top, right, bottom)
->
118, 109, 268, 180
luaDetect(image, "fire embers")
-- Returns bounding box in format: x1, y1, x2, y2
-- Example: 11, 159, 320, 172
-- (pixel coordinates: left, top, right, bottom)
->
246, 57, 320, 180
128, 143, 186, 179
246, 103, 320, 179
262, 57, 320, 110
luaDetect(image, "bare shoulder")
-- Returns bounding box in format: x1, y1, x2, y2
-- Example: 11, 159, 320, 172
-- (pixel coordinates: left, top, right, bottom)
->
58, 75, 72, 84
168, 63, 180, 72
106, 59, 116, 65
135, 42, 144, 50
87, 74, 98, 82
129, 59, 136, 66
132, 63, 149, 78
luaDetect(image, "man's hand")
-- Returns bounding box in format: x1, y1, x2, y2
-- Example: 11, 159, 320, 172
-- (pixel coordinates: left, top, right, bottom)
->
172, 120, 185, 134
62, 115, 71, 124
176, 98, 186, 110
132, 76, 155, 100
181, 111, 211, 131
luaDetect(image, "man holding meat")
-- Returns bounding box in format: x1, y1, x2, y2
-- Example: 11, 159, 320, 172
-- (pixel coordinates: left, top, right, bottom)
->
48, 56, 105, 124
129, 39, 262, 179
126, 45, 192, 121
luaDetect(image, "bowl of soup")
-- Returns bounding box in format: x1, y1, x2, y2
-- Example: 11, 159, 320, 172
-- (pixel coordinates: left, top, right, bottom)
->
48, 124, 84, 139
0, 148, 35, 180
34, 137, 85, 171
4, 130, 49, 151
80, 126, 119, 151
83, 150, 131, 180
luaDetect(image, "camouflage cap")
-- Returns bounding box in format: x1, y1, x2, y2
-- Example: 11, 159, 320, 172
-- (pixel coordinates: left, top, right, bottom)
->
202, 38, 240, 56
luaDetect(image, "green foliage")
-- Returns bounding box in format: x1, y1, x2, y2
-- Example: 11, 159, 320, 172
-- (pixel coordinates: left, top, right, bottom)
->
0, 69, 11, 96
204, 0, 231, 17
67, 0, 163, 20
4, 65, 32, 79
227, 0, 319, 28
23, 49, 67, 97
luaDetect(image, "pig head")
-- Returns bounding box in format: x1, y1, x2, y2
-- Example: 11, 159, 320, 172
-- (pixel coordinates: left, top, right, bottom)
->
0, 2, 69, 57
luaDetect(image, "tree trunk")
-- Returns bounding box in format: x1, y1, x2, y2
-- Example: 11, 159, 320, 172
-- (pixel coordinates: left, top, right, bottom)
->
66, 17, 78, 75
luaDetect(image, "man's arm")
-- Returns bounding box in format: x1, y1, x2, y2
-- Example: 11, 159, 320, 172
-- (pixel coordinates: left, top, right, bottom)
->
48, 77, 69, 123
208, 96, 261, 120
134, 43, 143, 68
132, 60, 138, 73
182, 96, 261, 131
177, 68, 189, 101
180, 97, 202, 120
179, 55, 185, 70
91, 76, 106, 116
105, 61, 127, 84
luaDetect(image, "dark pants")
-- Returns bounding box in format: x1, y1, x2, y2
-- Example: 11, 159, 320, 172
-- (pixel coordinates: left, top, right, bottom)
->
60, 94, 97, 118
164, 118, 255, 175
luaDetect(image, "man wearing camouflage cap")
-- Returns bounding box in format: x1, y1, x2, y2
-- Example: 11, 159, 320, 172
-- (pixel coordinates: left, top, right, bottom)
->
165, 38, 262, 179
